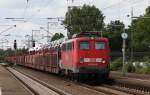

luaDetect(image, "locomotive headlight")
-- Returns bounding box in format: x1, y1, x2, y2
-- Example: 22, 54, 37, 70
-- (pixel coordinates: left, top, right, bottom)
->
102, 60, 106, 64
84, 58, 90, 62
96, 58, 102, 62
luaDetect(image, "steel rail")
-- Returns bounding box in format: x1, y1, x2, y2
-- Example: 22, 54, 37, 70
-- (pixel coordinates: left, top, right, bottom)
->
7, 67, 71, 95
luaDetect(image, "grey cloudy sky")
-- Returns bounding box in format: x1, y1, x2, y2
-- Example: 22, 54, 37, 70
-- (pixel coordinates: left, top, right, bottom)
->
0, 0, 149, 49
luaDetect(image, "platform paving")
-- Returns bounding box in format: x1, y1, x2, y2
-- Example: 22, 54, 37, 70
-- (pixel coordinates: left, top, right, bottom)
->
0, 64, 31, 95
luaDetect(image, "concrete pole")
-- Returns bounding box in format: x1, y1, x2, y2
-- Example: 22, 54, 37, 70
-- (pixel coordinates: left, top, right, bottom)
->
130, 8, 133, 63
122, 39, 126, 76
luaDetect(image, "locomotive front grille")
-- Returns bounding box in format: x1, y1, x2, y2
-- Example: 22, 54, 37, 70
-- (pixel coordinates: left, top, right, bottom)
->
79, 66, 109, 74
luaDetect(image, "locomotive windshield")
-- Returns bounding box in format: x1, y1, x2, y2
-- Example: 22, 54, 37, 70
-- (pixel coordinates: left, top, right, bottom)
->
80, 42, 90, 50
95, 42, 105, 50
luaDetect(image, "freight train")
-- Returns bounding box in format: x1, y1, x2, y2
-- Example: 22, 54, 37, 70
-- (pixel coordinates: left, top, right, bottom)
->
5, 32, 110, 80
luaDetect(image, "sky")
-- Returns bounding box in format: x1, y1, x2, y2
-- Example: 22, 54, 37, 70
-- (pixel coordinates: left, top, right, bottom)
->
0, 0, 150, 49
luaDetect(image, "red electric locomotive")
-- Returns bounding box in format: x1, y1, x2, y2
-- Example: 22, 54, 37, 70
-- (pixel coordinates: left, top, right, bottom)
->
60, 32, 110, 79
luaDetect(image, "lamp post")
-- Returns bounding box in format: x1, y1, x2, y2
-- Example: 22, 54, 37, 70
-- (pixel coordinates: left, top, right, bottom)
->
108, 23, 127, 76
121, 32, 128, 76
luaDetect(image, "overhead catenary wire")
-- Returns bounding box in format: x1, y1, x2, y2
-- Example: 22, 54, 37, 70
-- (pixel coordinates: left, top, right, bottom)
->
10, 0, 50, 49
25, 0, 55, 22
16, 0, 31, 48
22, 0, 30, 19
21, 0, 148, 31
23, 0, 63, 41
101, 0, 147, 11
3, 0, 149, 49
0, 25, 16, 35
99, 0, 148, 26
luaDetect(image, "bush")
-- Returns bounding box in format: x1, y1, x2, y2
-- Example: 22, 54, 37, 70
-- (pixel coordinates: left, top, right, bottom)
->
110, 57, 122, 71
143, 56, 150, 68
125, 63, 135, 73
110, 58, 135, 72
133, 58, 150, 74
136, 56, 150, 74
136, 68, 150, 74
143, 56, 150, 62
110, 56, 150, 74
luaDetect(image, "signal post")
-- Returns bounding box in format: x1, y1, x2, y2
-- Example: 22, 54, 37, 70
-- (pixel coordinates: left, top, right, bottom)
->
14, 40, 17, 66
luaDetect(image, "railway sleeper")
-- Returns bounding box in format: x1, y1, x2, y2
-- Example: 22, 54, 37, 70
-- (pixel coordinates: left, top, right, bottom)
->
114, 82, 150, 95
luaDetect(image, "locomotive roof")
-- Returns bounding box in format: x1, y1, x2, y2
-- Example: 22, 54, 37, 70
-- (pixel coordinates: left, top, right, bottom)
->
62, 37, 108, 44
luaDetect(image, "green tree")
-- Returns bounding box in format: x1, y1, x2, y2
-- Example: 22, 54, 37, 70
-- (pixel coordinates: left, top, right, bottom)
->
128, 6, 150, 51
105, 20, 126, 51
106, 20, 124, 33
63, 4, 104, 38
51, 33, 64, 41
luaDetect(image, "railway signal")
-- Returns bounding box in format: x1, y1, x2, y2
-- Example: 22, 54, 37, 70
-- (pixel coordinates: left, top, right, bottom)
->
14, 39, 17, 66
32, 40, 35, 47
14, 40, 17, 50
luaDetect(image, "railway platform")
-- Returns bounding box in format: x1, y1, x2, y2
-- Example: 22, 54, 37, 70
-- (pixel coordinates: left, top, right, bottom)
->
0, 64, 31, 95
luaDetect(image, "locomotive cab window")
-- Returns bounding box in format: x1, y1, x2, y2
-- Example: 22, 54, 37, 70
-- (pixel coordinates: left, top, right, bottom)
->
95, 42, 105, 50
80, 41, 90, 50
62, 42, 73, 51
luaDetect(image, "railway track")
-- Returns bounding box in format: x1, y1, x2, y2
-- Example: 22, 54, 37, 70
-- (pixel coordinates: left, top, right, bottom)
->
110, 71, 150, 80
12, 66, 148, 95
109, 72, 150, 95
8, 67, 126, 95
108, 78, 150, 95
74, 79, 150, 95
7, 67, 71, 95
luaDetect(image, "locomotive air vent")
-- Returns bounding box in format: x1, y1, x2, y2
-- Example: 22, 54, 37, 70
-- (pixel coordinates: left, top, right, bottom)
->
72, 31, 102, 38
